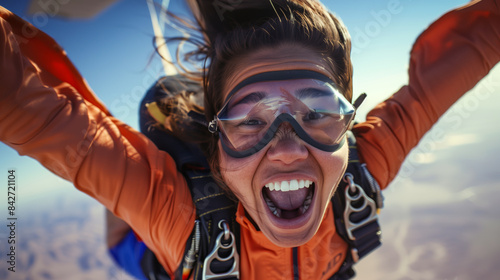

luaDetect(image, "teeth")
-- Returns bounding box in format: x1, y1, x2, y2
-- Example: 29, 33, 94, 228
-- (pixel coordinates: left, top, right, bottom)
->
265, 196, 276, 212
265, 180, 313, 192
274, 182, 280, 191
305, 180, 311, 188
300, 191, 314, 214
264, 180, 314, 218
273, 209, 281, 218
281, 181, 290, 191
265, 196, 282, 217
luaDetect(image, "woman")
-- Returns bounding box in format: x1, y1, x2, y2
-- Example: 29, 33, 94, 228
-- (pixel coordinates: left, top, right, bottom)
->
0, 0, 499, 279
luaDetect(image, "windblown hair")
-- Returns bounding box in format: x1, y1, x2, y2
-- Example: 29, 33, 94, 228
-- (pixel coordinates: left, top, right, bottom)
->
153, 0, 353, 192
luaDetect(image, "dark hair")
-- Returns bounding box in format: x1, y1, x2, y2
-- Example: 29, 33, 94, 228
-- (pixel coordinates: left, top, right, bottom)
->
154, 0, 352, 192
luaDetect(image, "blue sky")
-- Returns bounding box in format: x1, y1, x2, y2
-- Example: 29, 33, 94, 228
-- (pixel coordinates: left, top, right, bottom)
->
1, 1, 500, 278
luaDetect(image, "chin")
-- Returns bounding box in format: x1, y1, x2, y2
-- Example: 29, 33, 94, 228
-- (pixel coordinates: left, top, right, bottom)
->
263, 225, 318, 248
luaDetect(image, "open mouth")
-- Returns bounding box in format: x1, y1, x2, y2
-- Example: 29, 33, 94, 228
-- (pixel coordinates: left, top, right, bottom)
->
262, 179, 315, 220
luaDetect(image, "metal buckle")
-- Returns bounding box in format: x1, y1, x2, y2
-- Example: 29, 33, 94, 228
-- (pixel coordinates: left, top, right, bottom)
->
343, 173, 378, 241
208, 119, 218, 133
202, 220, 240, 280
360, 163, 384, 209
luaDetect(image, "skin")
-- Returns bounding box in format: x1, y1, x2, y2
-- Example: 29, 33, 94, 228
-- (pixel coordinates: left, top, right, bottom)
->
219, 44, 349, 247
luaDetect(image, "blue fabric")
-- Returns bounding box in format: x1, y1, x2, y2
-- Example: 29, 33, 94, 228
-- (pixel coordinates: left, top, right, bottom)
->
109, 231, 147, 280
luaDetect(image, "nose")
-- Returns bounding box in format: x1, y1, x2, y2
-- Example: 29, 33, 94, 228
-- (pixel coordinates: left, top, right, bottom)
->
266, 123, 308, 164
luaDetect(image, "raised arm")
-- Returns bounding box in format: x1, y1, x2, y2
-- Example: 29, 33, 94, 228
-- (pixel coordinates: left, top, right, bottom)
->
354, 0, 500, 189
0, 7, 194, 276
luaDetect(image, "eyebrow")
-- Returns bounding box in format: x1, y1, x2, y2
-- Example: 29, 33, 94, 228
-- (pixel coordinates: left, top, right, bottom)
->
231, 91, 266, 106
297, 88, 333, 99
231, 87, 332, 107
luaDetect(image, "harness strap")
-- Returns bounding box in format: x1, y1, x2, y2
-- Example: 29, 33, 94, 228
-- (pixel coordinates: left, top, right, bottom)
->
330, 131, 383, 279
182, 168, 239, 280
141, 249, 170, 280
329, 254, 356, 280
139, 167, 239, 280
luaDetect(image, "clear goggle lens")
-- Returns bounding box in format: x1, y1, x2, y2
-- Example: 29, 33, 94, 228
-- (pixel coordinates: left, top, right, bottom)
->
210, 71, 355, 158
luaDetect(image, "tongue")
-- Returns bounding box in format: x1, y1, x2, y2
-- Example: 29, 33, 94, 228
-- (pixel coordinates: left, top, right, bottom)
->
264, 187, 309, 210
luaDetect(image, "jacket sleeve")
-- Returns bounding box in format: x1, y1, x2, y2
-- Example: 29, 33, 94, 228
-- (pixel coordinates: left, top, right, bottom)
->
0, 7, 195, 276
354, 0, 500, 189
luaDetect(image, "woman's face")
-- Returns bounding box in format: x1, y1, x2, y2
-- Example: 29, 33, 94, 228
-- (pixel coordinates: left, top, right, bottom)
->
218, 44, 349, 247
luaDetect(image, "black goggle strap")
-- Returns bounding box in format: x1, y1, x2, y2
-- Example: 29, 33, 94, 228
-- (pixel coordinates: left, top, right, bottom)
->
188, 110, 209, 127
352, 93, 367, 110
222, 70, 339, 105
220, 113, 347, 158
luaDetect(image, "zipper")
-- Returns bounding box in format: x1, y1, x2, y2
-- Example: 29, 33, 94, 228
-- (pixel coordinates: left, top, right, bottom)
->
293, 247, 299, 280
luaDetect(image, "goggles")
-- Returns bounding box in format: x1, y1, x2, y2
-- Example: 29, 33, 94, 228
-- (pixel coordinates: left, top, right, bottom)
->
208, 70, 356, 158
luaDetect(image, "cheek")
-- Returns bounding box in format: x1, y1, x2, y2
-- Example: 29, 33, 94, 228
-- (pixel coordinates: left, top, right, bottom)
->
218, 142, 261, 198
318, 144, 349, 197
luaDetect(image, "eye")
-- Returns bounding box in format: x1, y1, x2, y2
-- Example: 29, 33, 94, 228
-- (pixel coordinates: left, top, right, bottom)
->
238, 118, 266, 127
303, 110, 325, 121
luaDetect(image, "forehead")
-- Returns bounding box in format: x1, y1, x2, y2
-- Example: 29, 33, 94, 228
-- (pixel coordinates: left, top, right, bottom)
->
229, 79, 333, 102
223, 44, 333, 101
237, 79, 326, 92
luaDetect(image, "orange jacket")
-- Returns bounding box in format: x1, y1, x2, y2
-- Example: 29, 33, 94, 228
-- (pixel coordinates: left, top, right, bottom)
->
1, 1, 499, 279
